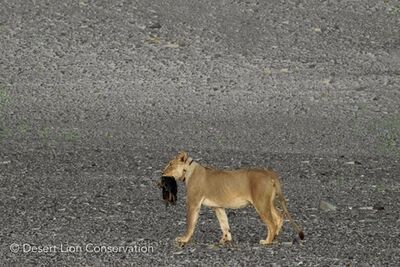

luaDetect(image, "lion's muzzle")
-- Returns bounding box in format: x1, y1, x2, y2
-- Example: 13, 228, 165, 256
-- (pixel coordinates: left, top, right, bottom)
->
158, 176, 178, 207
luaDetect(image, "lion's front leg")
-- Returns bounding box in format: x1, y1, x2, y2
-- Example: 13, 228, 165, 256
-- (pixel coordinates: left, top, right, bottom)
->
175, 202, 201, 247
213, 207, 232, 244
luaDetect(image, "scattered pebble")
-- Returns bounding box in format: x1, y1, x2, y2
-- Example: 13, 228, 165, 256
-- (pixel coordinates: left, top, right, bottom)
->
313, 27, 322, 33
207, 244, 220, 250
263, 67, 272, 75
358, 206, 373, 210
280, 68, 289, 73
344, 161, 362, 165
322, 78, 332, 85
320, 200, 337, 211
373, 203, 385, 211
163, 42, 180, 48
148, 22, 161, 29
137, 24, 146, 30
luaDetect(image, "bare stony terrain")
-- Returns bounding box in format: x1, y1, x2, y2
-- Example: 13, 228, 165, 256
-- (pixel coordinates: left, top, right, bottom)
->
1, 0, 400, 266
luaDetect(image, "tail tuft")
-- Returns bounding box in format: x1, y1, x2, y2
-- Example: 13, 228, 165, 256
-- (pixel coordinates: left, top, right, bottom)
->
299, 231, 305, 240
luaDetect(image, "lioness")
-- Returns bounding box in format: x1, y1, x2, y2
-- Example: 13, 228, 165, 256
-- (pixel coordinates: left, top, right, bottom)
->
160, 151, 304, 246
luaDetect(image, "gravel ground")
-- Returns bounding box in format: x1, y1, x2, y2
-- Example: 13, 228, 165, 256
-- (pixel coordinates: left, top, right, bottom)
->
1, 0, 400, 266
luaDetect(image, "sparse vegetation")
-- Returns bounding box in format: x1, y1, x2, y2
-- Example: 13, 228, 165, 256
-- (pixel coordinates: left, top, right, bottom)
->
385, 0, 400, 15
39, 127, 80, 143
0, 127, 10, 141
0, 84, 10, 142
0, 84, 10, 110
336, 175, 345, 184
376, 184, 387, 193
17, 122, 30, 134
391, 5, 400, 15
351, 107, 399, 160
376, 115, 400, 160
62, 129, 79, 142
39, 127, 53, 140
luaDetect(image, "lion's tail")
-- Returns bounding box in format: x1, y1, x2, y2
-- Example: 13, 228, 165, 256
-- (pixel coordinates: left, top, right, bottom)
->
274, 178, 304, 240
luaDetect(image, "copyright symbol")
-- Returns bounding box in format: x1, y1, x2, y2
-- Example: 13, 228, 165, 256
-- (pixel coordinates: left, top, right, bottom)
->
10, 243, 20, 253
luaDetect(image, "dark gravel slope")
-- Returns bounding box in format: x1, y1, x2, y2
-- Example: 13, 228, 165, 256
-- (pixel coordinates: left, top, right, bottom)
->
1, 0, 399, 266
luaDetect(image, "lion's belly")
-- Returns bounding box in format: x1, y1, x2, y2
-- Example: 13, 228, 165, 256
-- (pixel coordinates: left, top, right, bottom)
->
202, 197, 250, 209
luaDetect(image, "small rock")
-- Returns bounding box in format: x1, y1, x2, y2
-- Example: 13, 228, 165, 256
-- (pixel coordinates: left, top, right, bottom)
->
355, 86, 367, 92
358, 206, 373, 210
373, 203, 385, 211
322, 78, 332, 85
207, 244, 219, 250
344, 160, 361, 165
137, 24, 146, 30
350, 209, 359, 217
263, 67, 272, 75
228, 211, 236, 217
163, 42, 180, 48
280, 68, 289, 73
148, 22, 161, 29
79, 0, 88, 7
292, 237, 300, 244
320, 201, 337, 211
313, 27, 322, 33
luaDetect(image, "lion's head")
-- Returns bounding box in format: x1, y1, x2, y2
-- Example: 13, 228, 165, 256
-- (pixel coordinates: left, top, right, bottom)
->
161, 151, 190, 181
157, 152, 192, 206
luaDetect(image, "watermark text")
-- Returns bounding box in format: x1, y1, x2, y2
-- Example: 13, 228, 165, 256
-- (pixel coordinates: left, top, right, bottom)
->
9, 242, 155, 254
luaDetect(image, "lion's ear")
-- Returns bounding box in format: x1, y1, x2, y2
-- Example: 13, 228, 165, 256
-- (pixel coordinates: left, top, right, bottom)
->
178, 151, 188, 162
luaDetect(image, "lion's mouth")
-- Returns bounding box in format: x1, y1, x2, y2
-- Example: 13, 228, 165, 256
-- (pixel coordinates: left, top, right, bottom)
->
159, 176, 178, 207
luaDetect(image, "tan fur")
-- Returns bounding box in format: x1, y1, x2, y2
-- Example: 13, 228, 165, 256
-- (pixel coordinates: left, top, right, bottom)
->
161, 151, 304, 246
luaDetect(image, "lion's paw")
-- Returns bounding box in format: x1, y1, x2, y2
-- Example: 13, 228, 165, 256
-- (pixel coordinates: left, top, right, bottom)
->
259, 239, 273, 245
175, 236, 189, 247
219, 233, 232, 245
219, 238, 232, 246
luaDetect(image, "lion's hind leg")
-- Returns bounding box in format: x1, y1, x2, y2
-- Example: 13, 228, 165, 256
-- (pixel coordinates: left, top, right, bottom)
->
250, 177, 278, 245
253, 197, 277, 245
271, 204, 284, 238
